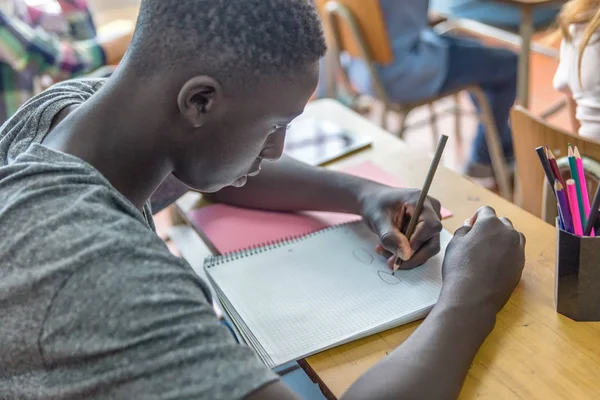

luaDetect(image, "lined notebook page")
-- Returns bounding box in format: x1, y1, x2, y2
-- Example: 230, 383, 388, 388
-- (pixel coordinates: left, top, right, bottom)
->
206, 221, 452, 367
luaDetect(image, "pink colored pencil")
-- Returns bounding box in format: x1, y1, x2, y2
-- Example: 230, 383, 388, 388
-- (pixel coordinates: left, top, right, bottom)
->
567, 179, 584, 236
574, 147, 595, 236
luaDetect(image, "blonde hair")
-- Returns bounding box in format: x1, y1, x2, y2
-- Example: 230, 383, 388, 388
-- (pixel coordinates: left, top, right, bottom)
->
558, 0, 600, 87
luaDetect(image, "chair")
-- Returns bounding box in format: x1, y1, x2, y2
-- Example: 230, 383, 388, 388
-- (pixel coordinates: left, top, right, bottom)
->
314, 0, 512, 200
511, 106, 600, 223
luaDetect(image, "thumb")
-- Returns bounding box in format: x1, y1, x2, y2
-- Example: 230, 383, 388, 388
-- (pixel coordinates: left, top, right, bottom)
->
371, 212, 413, 261
453, 215, 476, 238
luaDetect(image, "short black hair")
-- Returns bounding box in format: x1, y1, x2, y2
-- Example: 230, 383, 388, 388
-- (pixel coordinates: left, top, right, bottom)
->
129, 0, 327, 89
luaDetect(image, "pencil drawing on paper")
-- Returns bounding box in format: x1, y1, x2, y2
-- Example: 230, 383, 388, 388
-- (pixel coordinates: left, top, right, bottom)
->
352, 248, 401, 285
352, 248, 374, 265
377, 270, 401, 285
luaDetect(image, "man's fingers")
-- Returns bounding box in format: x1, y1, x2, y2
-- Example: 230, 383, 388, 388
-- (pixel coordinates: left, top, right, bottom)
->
519, 232, 526, 247
409, 217, 442, 255
393, 235, 441, 270
500, 217, 514, 227
473, 206, 497, 222
379, 230, 412, 260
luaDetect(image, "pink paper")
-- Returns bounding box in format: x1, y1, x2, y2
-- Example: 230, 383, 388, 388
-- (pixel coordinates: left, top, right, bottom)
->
189, 161, 452, 254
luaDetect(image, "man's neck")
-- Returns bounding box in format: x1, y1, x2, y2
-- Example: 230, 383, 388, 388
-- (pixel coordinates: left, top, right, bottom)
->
43, 75, 173, 211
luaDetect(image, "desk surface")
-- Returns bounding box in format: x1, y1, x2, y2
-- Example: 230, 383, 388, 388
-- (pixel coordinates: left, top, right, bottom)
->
299, 99, 600, 400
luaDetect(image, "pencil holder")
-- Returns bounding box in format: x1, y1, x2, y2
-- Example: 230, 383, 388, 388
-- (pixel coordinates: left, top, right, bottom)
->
555, 220, 600, 321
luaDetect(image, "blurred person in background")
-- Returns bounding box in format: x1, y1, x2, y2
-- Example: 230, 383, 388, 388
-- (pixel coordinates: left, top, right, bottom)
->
0, 0, 132, 123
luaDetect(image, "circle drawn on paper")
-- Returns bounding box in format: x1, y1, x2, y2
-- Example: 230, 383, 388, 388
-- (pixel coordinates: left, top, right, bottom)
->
377, 271, 402, 285
352, 248, 374, 265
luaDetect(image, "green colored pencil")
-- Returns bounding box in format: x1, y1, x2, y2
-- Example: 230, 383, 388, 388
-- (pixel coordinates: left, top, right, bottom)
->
568, 145, 586, 229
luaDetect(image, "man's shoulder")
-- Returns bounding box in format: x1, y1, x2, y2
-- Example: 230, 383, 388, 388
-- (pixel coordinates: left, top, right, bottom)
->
0, 78, 107, 167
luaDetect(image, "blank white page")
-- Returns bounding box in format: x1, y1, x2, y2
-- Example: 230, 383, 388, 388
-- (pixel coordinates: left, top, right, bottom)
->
207, 221, 452, 367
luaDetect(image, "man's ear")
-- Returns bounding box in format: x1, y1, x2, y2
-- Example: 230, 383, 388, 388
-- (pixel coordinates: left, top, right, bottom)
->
177, 76, 222, 128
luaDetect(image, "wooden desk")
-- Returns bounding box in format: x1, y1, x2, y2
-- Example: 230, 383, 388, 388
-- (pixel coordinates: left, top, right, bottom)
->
282, 99, 600, 399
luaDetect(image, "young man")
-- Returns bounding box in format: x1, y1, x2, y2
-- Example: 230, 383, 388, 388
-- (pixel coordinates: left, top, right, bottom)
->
0, 0, 525, 399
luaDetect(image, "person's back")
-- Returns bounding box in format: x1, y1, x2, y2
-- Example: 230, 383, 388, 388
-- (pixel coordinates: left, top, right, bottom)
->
345, 0, 517, 182
554, 0, 600, 139
345, 0, 447, 102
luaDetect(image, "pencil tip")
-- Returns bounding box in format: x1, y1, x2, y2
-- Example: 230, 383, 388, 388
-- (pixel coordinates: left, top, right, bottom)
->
555, 180, 563, 190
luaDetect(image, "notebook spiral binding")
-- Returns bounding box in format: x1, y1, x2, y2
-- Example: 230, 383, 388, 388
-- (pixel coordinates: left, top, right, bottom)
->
204, 220, 361, 268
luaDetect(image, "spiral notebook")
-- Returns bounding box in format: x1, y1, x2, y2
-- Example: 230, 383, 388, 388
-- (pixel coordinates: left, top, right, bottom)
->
204, 220, 452, 368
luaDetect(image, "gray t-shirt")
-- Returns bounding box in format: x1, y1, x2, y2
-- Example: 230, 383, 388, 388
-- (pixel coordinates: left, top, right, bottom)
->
0, 79, 277, 399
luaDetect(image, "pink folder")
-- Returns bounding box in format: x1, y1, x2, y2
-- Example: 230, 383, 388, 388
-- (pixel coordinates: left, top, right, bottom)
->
188, 161, 452, 254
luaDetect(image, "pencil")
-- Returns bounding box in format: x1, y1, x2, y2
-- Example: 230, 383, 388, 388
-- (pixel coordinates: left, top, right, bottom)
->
555, 180, 573, 233
567, 179, 584, 236
536, 146, 556, 192
568, 145, 586, 229
392, 135, 448, 274
584, 182, 600, 236
574, 147, 594, 236
546, 147, 566, 189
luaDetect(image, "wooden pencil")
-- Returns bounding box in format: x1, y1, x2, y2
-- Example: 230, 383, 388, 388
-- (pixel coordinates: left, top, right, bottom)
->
546, 146, 566, 188
536, 146, 556, 193
568, 145, 586, 229
555, 180, 573, 233
392, 135, 448, 274
584, 182, 600, 236
574, 147, 594, 236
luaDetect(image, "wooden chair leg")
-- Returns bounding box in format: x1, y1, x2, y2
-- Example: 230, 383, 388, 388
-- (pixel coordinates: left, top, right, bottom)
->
453, 94, 462, 145
379, 107, 388, 131
428, 103, 440, 151
470, 87, 512, 200
397, 109, 410, 139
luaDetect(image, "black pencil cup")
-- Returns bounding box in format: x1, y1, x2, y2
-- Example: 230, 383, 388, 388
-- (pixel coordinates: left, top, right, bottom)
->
555, 220, 600, 321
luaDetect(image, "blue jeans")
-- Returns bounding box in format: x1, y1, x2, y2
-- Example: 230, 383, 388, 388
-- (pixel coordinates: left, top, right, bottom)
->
438, 34, 518, 165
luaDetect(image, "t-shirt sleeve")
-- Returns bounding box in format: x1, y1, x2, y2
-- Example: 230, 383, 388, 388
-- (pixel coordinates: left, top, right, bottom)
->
39, 249, 278, 400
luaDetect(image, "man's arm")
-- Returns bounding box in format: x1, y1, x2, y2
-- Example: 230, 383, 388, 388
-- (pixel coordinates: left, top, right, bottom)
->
247, 295, 495, 400
248, 207, 525, 400
56, 0, 97, 40
207, 155, 379, 215
0, 11, 104, 78
0, 10, 131, 79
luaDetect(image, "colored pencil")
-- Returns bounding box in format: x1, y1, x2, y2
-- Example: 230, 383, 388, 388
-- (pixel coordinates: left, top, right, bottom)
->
568, 145, 586, 229
536, 146, 556, 193
555, 180, 573, 233
392, 135, 448, 274
567, 179, 584, 236
584, 182, 600, 236
546, 147, 565, 188
574, 147, 594, 236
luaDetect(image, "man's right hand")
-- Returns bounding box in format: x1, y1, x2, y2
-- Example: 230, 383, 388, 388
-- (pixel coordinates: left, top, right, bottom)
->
442, 206, 526, 314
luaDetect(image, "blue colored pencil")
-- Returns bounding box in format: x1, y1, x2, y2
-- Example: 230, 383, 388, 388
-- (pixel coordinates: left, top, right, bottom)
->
555, 180, 573, 233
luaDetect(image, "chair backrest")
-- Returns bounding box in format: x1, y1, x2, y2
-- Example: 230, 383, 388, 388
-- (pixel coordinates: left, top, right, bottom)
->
511, 106, 600, 220
314, 0, 393, 65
